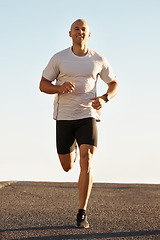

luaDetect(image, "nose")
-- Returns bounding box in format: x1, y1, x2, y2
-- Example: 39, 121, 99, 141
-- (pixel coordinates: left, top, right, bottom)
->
78, 29, 83, 34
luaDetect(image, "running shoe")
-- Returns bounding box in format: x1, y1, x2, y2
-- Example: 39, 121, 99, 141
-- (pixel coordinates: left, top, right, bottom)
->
77, 209, 89, 228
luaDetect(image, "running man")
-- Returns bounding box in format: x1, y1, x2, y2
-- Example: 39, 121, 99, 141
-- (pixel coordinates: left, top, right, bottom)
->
39, 19, 118, 228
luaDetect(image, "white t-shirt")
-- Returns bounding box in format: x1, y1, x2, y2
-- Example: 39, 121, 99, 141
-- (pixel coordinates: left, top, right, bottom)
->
42, 47, 116, 121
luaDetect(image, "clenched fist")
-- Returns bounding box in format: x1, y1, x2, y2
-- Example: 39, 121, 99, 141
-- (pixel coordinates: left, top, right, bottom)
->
59, 82, 75, 93
90, 96, 106, 110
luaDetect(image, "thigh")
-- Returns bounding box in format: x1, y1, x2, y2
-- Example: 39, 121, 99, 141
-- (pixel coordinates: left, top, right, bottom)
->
58, 151, 75, 172
76, 118, 98, 147
56, 120, 76, 154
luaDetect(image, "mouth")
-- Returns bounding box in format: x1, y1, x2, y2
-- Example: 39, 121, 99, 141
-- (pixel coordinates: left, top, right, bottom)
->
77, 35, 84, 40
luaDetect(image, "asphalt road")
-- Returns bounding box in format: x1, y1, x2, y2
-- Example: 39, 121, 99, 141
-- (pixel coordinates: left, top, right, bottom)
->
0, 181, 160, 240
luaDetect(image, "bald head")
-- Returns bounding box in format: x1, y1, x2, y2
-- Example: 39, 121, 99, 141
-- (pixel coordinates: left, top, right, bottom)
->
69, 19, 91, 49
70, 19, 90, 31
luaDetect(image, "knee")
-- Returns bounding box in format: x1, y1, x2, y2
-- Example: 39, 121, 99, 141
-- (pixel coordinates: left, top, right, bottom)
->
79, 145, 96, 173
58, 153, 74, 172
61, 162, 73, 172
62, 166, 71, 172
80, 154, 92, 173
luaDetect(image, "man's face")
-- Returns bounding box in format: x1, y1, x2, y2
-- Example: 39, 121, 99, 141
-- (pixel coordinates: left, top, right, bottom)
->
69, 20, 91, 46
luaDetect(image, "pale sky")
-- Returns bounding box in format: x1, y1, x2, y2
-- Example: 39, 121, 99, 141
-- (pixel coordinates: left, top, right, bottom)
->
0, 0, 160, 184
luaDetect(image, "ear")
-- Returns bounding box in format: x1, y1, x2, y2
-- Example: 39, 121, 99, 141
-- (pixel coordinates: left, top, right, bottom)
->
69, 31, 72, 38
88, 32, 91, 38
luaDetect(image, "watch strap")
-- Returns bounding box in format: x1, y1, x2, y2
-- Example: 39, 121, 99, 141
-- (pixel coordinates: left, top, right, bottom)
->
102, 94, 110, 102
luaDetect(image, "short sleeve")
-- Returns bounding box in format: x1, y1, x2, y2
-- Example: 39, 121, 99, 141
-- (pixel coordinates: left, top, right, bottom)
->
99, 57, 116, 83
42, 54, 60, 82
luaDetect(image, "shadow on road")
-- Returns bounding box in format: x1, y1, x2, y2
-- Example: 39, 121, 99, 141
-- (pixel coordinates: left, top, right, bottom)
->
1, 227, 160, 239
0, 225, 76, 232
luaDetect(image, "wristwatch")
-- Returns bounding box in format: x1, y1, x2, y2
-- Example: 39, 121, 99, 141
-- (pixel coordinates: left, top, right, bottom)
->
102, 93, 110, 102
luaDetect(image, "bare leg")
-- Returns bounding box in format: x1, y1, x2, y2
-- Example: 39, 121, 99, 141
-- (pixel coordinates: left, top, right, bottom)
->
58, 150, 75, 172
78, 144, 96, 210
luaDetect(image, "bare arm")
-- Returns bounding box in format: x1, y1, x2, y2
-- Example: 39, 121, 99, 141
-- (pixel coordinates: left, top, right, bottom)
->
104, 79, 119, 99
39, 76, 75, 94
91, 78, 119, 110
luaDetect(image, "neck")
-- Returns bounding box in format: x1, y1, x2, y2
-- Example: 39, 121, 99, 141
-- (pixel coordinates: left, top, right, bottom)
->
72, 44, 88, 56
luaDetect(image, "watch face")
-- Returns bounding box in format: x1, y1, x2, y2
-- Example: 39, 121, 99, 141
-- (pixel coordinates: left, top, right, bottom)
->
105, 94, 110, 101
103, 94, 110, 102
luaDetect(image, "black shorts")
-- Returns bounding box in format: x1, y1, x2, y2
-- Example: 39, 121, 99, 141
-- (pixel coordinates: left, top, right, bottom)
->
56, 117, 97, 154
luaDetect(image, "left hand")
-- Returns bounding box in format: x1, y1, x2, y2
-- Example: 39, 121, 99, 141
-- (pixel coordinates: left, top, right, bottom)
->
90, 97, 106, 110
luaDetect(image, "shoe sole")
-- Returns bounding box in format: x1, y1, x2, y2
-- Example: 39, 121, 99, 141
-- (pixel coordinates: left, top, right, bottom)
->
76, 223, 89, 229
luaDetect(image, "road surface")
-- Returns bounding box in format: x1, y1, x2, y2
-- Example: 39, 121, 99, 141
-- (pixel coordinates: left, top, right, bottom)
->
0, 181, 160, 239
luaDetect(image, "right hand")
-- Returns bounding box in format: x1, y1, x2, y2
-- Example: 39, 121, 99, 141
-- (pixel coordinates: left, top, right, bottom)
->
59, 82, 75, 93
